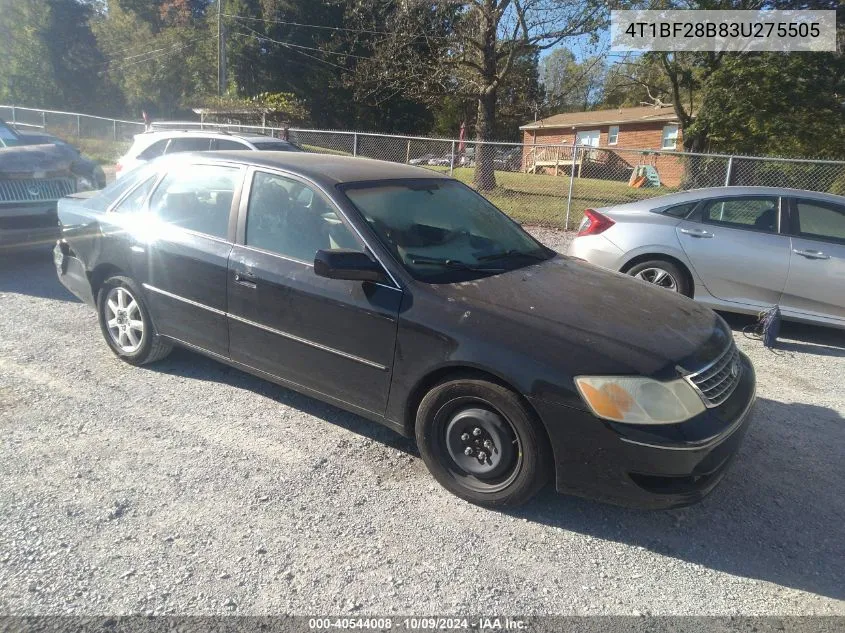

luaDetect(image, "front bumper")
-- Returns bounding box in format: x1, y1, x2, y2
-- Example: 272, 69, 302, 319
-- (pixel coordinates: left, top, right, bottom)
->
530, 351, 756, 509
0, 204, 60, 251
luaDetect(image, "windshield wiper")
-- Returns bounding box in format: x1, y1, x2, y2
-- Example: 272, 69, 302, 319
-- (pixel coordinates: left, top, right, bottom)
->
475, 249, 549, 262
408, 254, 504, 272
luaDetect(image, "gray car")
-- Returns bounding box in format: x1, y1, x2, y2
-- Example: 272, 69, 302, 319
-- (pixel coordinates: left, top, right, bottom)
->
568, 186, 845, 330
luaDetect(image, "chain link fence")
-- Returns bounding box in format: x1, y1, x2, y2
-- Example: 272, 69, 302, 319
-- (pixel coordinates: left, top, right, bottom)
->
3, 105, 845, 232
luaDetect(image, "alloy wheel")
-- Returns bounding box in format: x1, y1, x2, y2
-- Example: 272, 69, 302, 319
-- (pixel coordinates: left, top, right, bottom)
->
105, 286, 144, 353
634, 267, 678, 292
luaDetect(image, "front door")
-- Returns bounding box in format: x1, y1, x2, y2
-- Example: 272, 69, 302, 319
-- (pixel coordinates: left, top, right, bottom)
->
677, 195, 791, 309
133, 163, 243, 357
227, 169, 402, 416
781, 197, 845, 324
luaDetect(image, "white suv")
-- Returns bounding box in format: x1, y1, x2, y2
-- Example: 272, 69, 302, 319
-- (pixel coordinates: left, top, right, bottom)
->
116, 130, 302, 178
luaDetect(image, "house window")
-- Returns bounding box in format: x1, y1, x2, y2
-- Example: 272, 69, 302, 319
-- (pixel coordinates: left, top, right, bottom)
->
608, 125, 619, 145
662, 124, 679, 149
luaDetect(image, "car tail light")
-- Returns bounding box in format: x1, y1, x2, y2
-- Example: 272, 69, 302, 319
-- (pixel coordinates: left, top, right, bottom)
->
115, 162, 123, 174
577, 209, 615, 237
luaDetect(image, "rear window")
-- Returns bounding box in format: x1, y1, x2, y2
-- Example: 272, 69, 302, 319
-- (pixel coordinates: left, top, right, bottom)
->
137, 139, 169, 160
87, 165, 157, 212
251, 141, 301, 152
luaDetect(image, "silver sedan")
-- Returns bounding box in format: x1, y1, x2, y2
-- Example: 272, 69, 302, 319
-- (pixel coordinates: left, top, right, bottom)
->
567, 186, 845, 330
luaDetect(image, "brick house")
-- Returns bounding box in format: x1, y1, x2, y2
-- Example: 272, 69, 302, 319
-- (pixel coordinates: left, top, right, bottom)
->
520, 106, 687, 187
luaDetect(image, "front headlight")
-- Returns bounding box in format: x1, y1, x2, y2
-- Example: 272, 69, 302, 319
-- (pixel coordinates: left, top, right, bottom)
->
75, 175, 94, 192
575, 375, 705, 425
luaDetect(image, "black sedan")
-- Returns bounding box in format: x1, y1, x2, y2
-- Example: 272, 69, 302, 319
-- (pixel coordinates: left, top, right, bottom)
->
54, 152, 756, 508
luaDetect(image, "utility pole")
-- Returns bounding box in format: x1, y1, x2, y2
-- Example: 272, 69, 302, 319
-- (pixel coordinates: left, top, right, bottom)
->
217, 0, 226, 96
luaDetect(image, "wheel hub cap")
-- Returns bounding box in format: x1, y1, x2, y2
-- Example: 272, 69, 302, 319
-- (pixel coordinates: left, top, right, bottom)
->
445, 408, 516, 479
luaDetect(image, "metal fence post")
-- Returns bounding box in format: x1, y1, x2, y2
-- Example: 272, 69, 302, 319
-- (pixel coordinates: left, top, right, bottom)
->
724, 156, 734, 186
113, 119, 117, 141
10, 105, 15, 127
41, 110, 46, 130
76, 114, 81, 138
353, 133, 358, 157
406, 140, 411, 164
565, 144, 578, 230
449, 140, 456, 176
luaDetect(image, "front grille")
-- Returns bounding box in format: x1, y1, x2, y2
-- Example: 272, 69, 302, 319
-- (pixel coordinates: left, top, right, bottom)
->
686, 341, 742, 407
0, 178, 76, 203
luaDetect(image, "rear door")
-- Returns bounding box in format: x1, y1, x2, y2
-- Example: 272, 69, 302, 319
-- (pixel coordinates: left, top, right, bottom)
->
227, 168, 402, 415
134, 162, 244, 356
780, 197, 845, 324
676, 195, 791, 309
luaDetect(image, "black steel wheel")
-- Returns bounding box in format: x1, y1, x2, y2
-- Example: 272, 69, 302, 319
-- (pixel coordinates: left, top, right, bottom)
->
416, 377, 552, 507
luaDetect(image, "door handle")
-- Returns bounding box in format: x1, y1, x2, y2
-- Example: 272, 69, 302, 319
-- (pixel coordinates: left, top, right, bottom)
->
793, 249, 830, 260
234, 271, 257, 288
680, 228, 714, 238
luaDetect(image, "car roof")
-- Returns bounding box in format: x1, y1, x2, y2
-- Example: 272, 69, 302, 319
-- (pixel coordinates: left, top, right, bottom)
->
164, 150, 451, 185
138, 129, 293, 143
606, 186, 845, 210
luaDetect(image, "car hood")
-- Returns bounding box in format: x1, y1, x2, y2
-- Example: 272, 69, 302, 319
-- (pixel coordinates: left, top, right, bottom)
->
433, 255, 732, 378
0, 144, 76, 179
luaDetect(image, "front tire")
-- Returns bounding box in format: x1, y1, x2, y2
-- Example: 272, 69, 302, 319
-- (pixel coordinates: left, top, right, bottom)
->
97, 276, 172, 365
416, 377, 552, 507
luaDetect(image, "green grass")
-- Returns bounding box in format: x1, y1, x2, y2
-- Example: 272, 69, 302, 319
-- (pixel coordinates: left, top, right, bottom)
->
438, 167, 677, 230
74, 138, 131, 165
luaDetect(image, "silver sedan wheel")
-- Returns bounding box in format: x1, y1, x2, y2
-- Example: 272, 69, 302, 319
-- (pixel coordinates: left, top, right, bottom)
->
634, 267, 678, 292
105, 286, 144, 353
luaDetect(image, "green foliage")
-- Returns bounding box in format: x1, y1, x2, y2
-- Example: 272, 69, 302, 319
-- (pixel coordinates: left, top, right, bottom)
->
198, 91, 309, 122
694, 52, 845, 159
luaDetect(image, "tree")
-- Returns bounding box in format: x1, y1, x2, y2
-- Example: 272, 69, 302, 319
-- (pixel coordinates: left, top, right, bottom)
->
541, 48, 605, 113
348, 0, 607, 189
695, 52, 845, 158
0, 0, 60, 108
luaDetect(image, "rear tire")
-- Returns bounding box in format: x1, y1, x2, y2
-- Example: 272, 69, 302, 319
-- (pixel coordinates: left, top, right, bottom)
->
415, 377, 552, 507
97, 276, 172, 366
626, 259, 691, 297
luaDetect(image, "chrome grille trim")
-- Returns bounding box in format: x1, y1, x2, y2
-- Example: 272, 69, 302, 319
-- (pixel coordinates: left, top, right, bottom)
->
0, 178, 76, 203
685, 341, 742, 408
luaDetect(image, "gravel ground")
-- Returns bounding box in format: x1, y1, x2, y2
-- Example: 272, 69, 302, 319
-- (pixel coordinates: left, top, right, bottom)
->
0, 235, 843, 617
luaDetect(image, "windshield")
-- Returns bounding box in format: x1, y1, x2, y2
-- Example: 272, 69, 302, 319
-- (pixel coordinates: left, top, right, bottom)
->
252, 141, 302, 152
0, 123, 22, 147
342, 179, 553, 283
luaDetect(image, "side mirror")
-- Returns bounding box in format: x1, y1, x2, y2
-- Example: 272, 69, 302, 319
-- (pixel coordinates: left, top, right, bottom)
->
314, 249, 384, 282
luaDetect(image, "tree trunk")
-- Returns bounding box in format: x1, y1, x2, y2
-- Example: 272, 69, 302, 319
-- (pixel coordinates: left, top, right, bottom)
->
473, 88, 497, 191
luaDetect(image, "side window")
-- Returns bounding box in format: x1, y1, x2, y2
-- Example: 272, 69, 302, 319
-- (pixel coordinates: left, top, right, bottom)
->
245, 171, 359, 262
662, 202, 697, 218
794, 200, 845, 243
111, 176, 157, 214
165, 137, 212, 153
701, 197, 779, 233
149, 165, 240, 239
213, 138, 249, 150
138, 140, 169, 160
